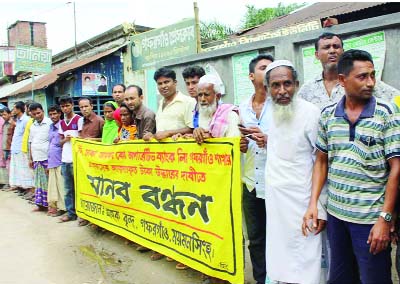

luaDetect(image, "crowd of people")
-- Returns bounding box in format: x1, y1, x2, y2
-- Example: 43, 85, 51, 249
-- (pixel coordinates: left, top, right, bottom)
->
3, 32, 400, 284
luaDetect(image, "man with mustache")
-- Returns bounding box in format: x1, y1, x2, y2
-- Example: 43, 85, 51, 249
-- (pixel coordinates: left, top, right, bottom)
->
143, 67, 195, 262
192, 74, 240, 144
303, 49, 400, 283
143, 67, 195, 142
298, 32, 400, 109
77, 97, 104, 226
263, 60, 326, 284
181, 74, 240, 284
299, 32, 400, 282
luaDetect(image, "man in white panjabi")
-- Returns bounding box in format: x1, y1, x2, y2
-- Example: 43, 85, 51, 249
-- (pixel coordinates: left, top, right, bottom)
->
263, 60, 327, 284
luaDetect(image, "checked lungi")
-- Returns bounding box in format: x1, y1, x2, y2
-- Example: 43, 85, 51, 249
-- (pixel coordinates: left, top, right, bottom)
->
34, 160, 48, 207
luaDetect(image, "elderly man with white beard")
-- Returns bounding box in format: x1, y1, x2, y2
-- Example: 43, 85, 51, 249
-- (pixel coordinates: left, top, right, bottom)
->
188, 74, 241, 144
174, 74, 240, 284
263, 60, 327, 284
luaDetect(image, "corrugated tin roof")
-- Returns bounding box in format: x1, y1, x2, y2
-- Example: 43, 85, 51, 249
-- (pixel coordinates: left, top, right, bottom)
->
0, 75, 45, 99
235, 2, 386, 37
10, 45, 122, 96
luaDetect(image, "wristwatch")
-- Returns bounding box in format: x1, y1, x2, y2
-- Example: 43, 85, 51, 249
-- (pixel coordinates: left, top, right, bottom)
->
379, 212, 392, 222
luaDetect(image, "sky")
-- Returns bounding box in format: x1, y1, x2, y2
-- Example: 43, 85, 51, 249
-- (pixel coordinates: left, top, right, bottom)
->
0, 0, 309, 55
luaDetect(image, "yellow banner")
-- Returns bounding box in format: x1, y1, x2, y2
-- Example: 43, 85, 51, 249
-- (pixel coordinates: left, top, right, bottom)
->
72, 138, 243, 283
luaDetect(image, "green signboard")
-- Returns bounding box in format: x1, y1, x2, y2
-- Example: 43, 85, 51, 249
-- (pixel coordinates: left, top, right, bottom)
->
130, 18, 197, 70
302, 31, 386, 82
14, 44, 52, 74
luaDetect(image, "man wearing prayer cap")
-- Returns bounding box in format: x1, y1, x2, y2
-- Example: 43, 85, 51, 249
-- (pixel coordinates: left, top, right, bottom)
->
263, 60, 327, 284
189, 74, 241, 143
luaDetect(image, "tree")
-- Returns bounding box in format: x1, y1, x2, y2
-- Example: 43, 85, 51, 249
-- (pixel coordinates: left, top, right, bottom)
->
241, 2, 306, 30
200, 21, 234, 41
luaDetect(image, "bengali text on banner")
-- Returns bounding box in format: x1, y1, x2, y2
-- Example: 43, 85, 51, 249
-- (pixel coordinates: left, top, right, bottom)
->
72, 138, 243, 283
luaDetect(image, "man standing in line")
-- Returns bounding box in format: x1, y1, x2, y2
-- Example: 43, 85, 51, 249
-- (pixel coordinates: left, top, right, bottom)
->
29, 103, 52, 211
77, 96, 104, 226
47, 105, 66, 217
124, 85, 156, 139
112, 83, 126, 126
58, 96, 82, 223
238, 54, 274, 284
191, 74, 240, 142
143, 67, 195, 142
178, 74, 240, 284
182, 66, 205, 134
9, 101, 32, 193
0, 108, 15, 191
143, 67, 195, 262
78, 97, 104, 141
20, 100, 36, 200
298, 32, 400, 109
263, 60, 326, 284
298, 32, 400, 282
182, 65, 205, 99
303, 50, 400, 283
121, 85, 156, 252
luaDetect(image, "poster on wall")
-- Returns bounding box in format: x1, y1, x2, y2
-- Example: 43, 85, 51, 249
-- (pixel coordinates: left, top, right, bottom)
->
232, 51, 259, 105
82, 73, 109, 96
302, 31, 386, 82
145, 69, 158, 112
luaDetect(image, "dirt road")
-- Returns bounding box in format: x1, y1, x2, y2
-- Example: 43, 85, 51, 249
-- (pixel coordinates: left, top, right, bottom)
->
0, 191, 254, 284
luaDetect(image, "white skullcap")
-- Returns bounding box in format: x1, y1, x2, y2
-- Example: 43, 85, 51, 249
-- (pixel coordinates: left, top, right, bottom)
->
198, 74, 221, 94
265, 59, 295, 74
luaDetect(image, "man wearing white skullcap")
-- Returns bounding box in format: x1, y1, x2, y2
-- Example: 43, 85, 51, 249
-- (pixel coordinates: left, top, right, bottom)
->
176, 74, 241, 144
263, 60, 327, 284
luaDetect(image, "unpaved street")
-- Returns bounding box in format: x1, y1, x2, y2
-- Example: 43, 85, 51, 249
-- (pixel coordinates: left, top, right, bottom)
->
0, 191, 253, 284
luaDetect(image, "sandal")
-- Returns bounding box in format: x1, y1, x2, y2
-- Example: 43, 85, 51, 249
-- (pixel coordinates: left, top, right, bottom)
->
52, 210, 66, 217
32, 206, 46, 212
175, 262, 188, 270
78, 218, 89, 227
136, 245, 150, 252
58, 215, 77, 223
166, 256, 174, 262
150, 252, 164, 261
47, 208, 57, 216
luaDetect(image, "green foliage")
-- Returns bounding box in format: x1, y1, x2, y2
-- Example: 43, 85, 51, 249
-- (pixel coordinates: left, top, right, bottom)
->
241, 2, 306, 29
200, 21, 234, 41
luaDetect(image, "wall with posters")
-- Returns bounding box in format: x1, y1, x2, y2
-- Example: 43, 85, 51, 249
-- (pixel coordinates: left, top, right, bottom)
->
156, 12, 400, 106
49, 51, 123, 115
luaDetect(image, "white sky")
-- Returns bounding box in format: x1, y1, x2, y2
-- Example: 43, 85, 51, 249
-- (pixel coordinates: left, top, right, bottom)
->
0, 0, 309, 55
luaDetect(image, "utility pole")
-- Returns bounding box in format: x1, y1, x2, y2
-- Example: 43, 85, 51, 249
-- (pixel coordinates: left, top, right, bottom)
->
194, 1, 201, 53
67, 1, 78, 58
73, 1, 78, 58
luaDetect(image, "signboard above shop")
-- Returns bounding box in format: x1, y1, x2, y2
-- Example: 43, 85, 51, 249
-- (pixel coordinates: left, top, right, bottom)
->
14, 44, 52, 74
130, 18, 197, 71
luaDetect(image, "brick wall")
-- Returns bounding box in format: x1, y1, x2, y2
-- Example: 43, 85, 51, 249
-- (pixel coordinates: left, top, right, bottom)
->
33, 23, 47, 48
8, 21, 47, 48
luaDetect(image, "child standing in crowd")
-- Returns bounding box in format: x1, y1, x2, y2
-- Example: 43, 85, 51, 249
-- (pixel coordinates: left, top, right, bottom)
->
101, 101, 119, 144
114, 103, 137, 142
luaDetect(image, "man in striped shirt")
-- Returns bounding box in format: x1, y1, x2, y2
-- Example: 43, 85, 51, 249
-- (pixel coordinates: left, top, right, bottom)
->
303, 49, 400, 283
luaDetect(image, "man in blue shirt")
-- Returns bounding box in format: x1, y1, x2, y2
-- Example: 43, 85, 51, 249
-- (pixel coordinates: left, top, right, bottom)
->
9, 101, 32, 193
